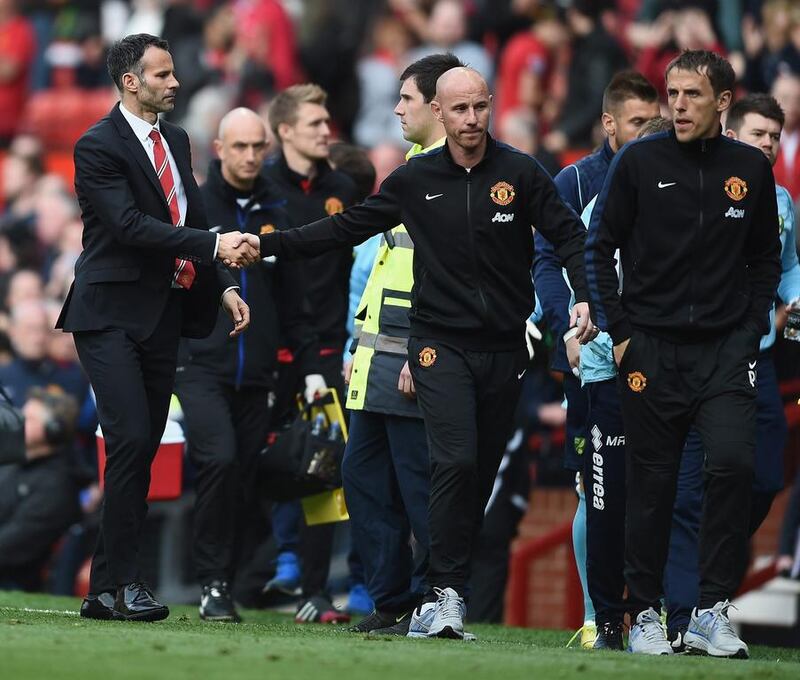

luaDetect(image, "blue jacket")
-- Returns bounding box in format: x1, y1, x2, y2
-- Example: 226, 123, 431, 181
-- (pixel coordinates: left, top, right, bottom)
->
533, 140, 614, 371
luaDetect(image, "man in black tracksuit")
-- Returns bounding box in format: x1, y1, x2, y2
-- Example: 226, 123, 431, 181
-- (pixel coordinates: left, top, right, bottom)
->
250, 68, 595, 639
176, 108, 319, 622
585, 51, 782, 657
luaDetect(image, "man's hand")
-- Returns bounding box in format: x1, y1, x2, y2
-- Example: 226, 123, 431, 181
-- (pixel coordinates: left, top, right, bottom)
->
569, 302, 596, 344
397, 360, 416, 399
565, 335, 581, 377
218, 232, 260, 268
343, 359, 353, 384
304, 374, 327, 403
222, 289, 250, 337
613, 338, 630, 367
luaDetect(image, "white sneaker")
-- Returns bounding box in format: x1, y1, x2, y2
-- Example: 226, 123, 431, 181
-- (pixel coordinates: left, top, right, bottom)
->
406, 593, 476, 641
684, 600, 749, 659
628, 607, 673, 655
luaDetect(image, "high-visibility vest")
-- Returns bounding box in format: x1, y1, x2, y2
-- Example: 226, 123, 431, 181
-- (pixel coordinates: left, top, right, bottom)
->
346, 138, 444, 416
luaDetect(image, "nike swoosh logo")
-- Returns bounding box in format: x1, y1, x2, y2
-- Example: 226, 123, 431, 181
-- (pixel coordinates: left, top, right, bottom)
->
517, 370, 526, 380
396, 612, 409, 623
748, 361, 757, 369
658, 181, 676, 189
425, 193, 444, 200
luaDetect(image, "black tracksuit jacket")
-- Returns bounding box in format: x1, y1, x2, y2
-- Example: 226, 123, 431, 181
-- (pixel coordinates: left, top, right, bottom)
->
179, 161, 318, 388
585, 129, 782, 345
260, 136, 589, 351
262, 152, 358, 349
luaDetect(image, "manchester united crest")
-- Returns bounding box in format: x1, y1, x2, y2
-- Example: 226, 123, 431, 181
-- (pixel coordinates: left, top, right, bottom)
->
418, 346, 437, 368
260, 224, 275, 235
325, 196, 344, 215
490, 181, 515, 206
724, 176, 747, 202
627, 371, 647, 393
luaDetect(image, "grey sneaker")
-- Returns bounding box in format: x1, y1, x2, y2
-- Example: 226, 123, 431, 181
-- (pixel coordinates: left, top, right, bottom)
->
406, 598, 477, 641
628, 607, 672, 655
684, 600, 748, 659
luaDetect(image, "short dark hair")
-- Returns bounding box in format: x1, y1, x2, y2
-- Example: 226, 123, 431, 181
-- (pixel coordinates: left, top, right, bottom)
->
726, 93, 785, 133
107, 33, 169, 91
400, 53, 464, 103
637, 116, 673, 138
328, 142, 376, 202
602, 70, 658, 114
665, 49, 735, 98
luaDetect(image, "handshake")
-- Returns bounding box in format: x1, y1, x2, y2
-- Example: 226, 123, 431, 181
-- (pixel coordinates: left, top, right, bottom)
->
216, 232, 261, 268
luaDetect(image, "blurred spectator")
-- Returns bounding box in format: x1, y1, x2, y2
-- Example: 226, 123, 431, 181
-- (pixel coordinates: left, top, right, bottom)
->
33, 189, 78, 277
771, 72, 800, 200
494, 7, 568, 130
498, 107, 561, 177
2, 143, 44, 218
367, 142, 407, 189
633, 6, 724, 100
742, 0, 797, 92
329, 142, 378, 202
5, 268, 42, 310
353, 14, 413, 148
0, 299, 87, 407
543, 0, 627, 153
0, 387, 81, 591
407, 0, 494, 83
0, 0, 35, 145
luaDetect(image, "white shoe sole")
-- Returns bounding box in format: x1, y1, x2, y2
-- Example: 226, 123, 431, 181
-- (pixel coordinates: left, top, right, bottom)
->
407, 630, 477, 641
684, 632, 748, 659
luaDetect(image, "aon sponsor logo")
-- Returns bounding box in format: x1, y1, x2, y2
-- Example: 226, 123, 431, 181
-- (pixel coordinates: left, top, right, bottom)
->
725, 207, 745, 219
492, 212, 514, 223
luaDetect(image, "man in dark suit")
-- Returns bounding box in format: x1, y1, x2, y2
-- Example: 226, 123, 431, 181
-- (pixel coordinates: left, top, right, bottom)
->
56, 33, 259, 622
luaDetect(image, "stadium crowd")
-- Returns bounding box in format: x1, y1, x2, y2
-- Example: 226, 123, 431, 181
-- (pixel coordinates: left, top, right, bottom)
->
0, 0, 799, 657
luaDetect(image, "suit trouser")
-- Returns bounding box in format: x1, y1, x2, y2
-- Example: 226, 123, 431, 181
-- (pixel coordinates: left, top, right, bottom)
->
75, 291, 182, 593
174, 370, 271, 585
408, 337, 526, 594
342, 410, 430, 613
620, 327, 757, 614
664, 353, 788, 633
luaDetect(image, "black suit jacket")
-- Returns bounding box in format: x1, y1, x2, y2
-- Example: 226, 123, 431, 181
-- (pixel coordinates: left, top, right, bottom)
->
57, 103, 235, 341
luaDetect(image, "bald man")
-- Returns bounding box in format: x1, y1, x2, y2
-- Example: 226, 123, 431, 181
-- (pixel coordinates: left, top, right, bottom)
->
253, 68, 594, 638
176, 107, 322, 622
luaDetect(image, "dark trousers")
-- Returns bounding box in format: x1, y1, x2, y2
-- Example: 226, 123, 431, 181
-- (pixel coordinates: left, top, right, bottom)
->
408, 337, 526, 594
341, 410, 430, 613
74, 292, 182, 593
174, 370, 271, 584
584, 379, 626, 626
620, 328, 757, 614
665, 353, 788, 632
563, 372, 589, 472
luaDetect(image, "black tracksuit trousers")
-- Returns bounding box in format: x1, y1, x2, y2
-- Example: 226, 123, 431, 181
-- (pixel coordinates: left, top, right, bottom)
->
618, 326, 757, 615
408, 337, 527, 595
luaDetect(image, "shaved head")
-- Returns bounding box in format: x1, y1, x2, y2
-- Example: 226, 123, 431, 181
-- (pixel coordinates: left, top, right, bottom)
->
431, 67, 492, 165
214, 107, 269, 190
217, 107, 266, 141
434, 67, 488, 102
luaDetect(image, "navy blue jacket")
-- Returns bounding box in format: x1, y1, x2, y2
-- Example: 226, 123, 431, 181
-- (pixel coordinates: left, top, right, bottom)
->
533, 140, 614, 371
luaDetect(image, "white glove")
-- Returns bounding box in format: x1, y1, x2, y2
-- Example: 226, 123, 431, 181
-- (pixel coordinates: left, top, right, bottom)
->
525, 319, 542, 360
304, 374, 327, 404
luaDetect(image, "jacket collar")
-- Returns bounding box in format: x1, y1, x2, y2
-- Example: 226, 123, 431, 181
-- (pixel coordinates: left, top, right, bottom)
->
441, 132, 497, 170
670, 125, 724, 154
274, 150, 332, 190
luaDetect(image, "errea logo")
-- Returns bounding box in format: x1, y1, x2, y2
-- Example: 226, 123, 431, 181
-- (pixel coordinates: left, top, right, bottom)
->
492, 212, 514, 223
725, 207, 745, 219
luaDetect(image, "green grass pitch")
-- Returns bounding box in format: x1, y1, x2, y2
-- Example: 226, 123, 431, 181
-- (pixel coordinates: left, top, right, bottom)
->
1, 592, 798, 679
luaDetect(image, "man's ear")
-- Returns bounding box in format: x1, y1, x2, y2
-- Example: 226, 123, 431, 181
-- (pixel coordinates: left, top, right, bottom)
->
724, 128, 737, 139
716, 89, 732, 113
601, 112, 616, 140
121, 71, 139, 95
213, 138, 223, 159
430, 100, 444, 124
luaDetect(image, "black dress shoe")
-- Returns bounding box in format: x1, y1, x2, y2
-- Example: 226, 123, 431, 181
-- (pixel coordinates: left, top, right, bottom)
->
114, 582, 170, 622
80, 592, 116, 620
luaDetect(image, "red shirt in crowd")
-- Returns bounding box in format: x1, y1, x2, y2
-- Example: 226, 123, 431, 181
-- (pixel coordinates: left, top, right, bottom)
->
0, 14, 35, 139
495, 31, 550, 126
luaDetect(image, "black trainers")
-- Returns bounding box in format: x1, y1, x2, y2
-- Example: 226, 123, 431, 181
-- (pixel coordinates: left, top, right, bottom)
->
295, 595, 350, 624
669, 628, 687, 653
368, 611, 413, 636
199, 580, 241, 622
593, 621, 624, 650
347, 609, 396, 633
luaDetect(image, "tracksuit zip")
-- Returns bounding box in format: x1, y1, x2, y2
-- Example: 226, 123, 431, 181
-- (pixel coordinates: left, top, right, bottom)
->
691, 141, 707, 325
465, 171, 489, 320
235, 204, 248, 390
